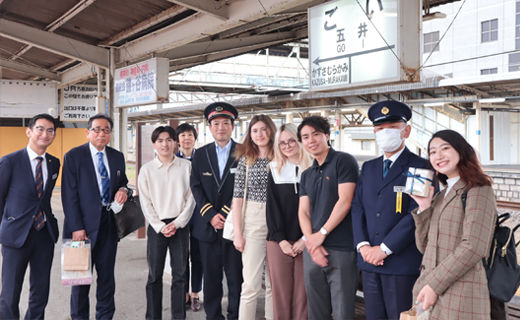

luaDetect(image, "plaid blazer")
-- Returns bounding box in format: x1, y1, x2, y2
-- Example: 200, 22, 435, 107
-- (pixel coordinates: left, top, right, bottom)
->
412, 180, 496, 320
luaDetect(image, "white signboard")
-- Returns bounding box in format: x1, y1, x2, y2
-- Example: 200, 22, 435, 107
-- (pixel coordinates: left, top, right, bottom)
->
61, 85, 99, 122
308, 0, 421, 90
0, 80, 57, 117
114, 57, 169, 107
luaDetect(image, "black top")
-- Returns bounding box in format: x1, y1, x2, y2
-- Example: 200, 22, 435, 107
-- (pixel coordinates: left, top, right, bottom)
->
300, 148, 359, 251
266, 161, 303, 242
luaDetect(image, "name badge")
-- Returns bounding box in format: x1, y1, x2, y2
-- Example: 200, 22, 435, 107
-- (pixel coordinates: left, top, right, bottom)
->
393, 186, 406, 193
52, 173, 58, 180
230, 168, 237, 174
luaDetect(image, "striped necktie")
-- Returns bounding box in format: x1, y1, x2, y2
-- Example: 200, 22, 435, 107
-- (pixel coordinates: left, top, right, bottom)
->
97, 152, 111, 205
33, 156, 45, 230
383, 159, 392, 179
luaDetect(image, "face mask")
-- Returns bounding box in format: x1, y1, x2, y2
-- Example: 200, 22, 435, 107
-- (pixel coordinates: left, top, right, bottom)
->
375, 128, 404, 152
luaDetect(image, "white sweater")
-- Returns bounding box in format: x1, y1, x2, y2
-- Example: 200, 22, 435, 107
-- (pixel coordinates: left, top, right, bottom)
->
138, 156, 195, 233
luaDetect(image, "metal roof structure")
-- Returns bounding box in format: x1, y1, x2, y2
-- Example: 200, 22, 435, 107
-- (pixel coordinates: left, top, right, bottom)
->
0, 0, 461, 86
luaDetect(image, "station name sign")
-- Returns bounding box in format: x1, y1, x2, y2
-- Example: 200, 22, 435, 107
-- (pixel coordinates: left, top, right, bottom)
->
308, 0, 420, 91
114, 57, 169, 107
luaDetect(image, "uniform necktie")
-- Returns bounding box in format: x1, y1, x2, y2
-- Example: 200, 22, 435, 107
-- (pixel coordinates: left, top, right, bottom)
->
33, 156, 45, 230
98, 152, 111, 205
383, 159, 392, 179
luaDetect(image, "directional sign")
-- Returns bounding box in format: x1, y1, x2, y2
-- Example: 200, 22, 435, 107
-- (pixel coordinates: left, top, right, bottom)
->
308, 0, 421, 91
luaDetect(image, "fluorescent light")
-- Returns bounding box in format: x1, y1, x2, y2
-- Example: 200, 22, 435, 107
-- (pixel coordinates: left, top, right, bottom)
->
424, 102, 445, 107
309, 110, 322, 114
479, 97, 505, 103
341, 108, 356, 112
281, 111, 293, 115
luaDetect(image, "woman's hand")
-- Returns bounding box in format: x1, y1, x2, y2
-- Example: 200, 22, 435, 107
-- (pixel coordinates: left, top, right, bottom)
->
416, 284, 438, 310
279, 240, 296, 257
233, 233, 246, 253
410, 185, 435, 212
292, 238, 305, 255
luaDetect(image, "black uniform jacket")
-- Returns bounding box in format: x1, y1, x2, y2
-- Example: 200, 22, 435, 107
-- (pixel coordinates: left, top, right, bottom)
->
190, 140, 239, 242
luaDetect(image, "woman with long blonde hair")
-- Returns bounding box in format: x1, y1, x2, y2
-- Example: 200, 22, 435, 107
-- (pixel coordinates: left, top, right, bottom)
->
232, 114, 276, 320
266, 123, 312, 320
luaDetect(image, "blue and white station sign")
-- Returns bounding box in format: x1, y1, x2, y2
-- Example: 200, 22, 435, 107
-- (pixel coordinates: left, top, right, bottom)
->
308, 0, 421, 91
114, 57, 169, 107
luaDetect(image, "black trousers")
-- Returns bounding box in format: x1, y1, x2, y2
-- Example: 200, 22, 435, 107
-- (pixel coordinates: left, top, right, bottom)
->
184, 225, 203, 294
199, 236, 243, 320
146, 224, 189, 320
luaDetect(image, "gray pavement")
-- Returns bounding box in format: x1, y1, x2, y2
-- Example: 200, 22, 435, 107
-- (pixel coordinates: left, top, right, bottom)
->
0, 189, 246, 320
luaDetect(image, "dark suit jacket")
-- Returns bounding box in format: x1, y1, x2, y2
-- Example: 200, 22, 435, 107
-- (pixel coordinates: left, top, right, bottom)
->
351, 147, 427, 275
0, 149, 60, 248
190, 141, 238, 242
61, 143, 128, 247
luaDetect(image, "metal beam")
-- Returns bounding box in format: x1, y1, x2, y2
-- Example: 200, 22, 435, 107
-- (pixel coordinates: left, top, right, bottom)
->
9, 0, 97, 69
160, 31, 296, 60
59, 62, 97, 88
0, 18, 109, 68
117, 0, 319, 65
0, 57, 60, 81
167, 0, 228, 20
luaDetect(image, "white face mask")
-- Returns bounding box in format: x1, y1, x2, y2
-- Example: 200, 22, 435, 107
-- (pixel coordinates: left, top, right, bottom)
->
375, 128, 404, 152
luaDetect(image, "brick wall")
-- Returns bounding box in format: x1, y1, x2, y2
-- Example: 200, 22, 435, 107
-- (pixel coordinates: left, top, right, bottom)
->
485, 169, 520, 202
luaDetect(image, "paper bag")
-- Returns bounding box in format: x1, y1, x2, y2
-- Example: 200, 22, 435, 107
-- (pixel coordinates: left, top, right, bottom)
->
63, 247, 89, 271
405, 167, 434, 197
61, 240, 92, 286
400, 309, 417, 320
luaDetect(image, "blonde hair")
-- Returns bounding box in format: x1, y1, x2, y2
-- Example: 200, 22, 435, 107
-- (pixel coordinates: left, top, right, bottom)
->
234, 114, 276, 166
273, 123, 312, 174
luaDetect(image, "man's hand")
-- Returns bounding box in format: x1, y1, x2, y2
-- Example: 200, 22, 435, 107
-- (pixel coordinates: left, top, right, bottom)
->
306, 232, 326, 254
210, 213, 226, 230
310, 245, 329, 267
72, 229, 88, 241
161, 222, 177, 238
279, 240, 296, 257
362, 245, 387, 266
114, 188, 128, 204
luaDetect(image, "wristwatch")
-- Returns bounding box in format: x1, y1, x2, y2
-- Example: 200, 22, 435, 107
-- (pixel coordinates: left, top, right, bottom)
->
320, 227, 328, 236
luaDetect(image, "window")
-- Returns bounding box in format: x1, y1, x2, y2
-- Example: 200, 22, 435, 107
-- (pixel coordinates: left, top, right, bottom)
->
480, 68, 498, 75
516, 1, 520, 49
481, 19, 498, 43
509, 52, 520, 72
424, 31, 440, 53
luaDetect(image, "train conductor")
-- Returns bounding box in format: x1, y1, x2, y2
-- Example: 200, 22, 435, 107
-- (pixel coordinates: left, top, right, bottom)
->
190, 102, 243, 320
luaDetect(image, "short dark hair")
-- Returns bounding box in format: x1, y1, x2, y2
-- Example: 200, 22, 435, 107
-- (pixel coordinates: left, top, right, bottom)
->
88, 114, 113, 129
28, 113, 56, 129
151, 126, 177, 143
297, 116, 331, 142
176, 123, 198, 140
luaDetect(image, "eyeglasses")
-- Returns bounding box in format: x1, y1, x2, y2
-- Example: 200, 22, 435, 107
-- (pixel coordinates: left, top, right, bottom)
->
89, 127, 112, 134
34, 126, 56, 135
279, 139, 297, 149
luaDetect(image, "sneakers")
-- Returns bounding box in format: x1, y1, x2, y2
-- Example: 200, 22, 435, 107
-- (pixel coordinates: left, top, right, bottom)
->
191, 297, 201, 312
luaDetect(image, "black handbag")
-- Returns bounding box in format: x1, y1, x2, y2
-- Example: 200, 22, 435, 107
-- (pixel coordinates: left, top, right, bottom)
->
114, 195, 145, 239
462, 192, 520, 303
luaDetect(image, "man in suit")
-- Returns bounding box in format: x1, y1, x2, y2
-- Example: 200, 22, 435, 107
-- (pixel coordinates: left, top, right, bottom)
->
62, 114, 129, 320
0, 113, 61, 319
351, 100, 427, 320
190, 102, 243, 320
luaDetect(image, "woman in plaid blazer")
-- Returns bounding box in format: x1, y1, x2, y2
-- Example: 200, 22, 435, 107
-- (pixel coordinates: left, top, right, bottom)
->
410, 130, 496, 320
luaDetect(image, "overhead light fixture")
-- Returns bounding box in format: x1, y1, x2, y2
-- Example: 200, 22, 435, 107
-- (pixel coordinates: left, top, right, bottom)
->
424, 102, 445, 107
309, 110, 322, 114
479, 97, 505, 103
281, 111, 293, 115
341, 107, 356, 112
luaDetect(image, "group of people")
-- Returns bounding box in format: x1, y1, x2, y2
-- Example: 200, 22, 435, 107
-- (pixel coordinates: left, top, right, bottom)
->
0, 98, 499, 320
